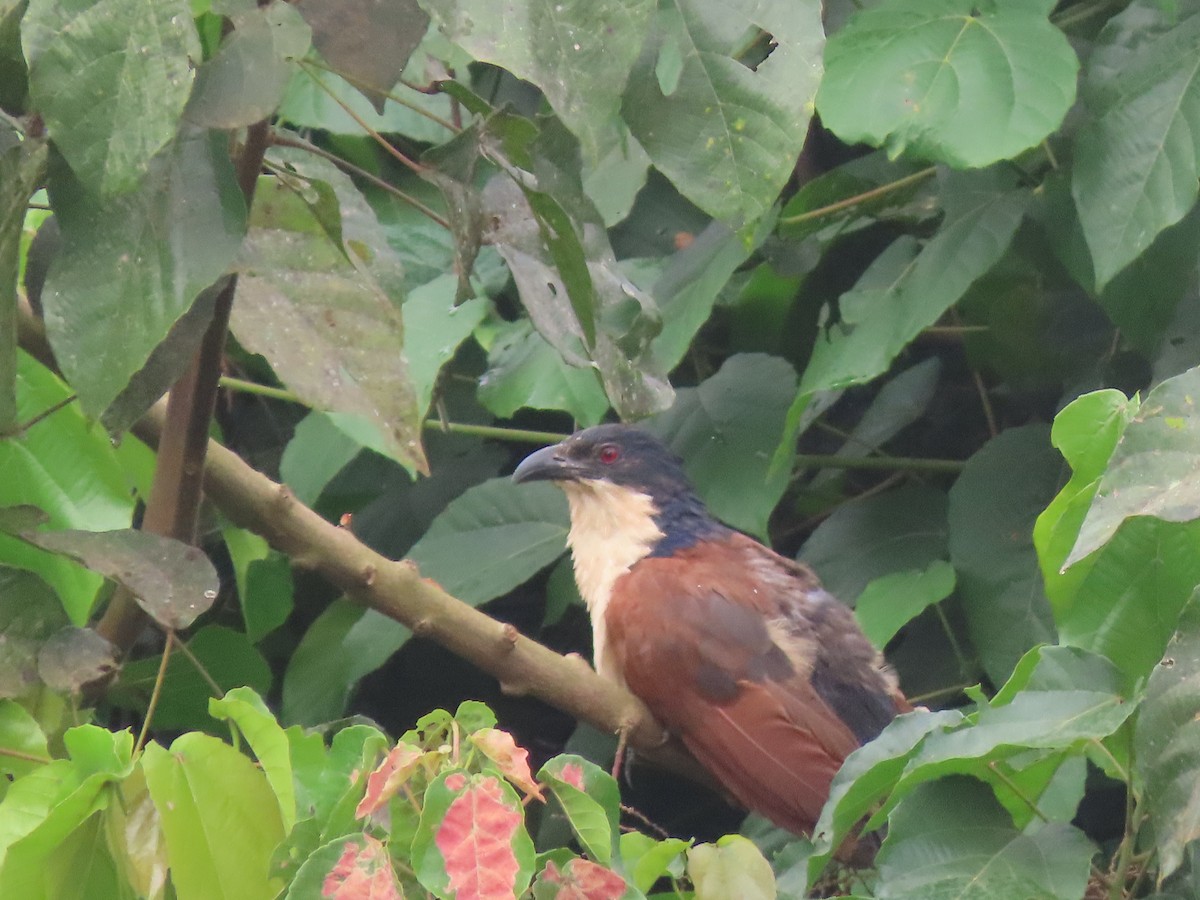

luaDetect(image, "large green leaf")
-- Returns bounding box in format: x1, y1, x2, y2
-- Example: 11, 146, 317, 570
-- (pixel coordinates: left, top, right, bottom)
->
281, 600, 410, 727
799, 173, 1026, 396
41, 128, 247, 425
874, 778, 1093, 900
404, 274, 489, 418
422, 0, 653, 165
1034, 388, 1200, 683
622, 0, 823, 224
184, 2, 311, 129
208, 688, 296, 833
1071, 0, 1200, 289
0, 353, 136, 622
645, 353, 797, 538
818, 0, 1077, 168
1136, 600, 1200, 880
0, 699, 49, 781
232, 151, 427, 473
1067, 366, 1200, 565
948, 425, 1061, 686
408, 478, 569, 606
855, 561, 956, 651
22, 0, 198, 195
800, 485, 949, 606
142, 732, 285, 900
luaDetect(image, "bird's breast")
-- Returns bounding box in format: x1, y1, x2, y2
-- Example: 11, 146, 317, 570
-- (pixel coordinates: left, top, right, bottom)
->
560, 479, 664, 683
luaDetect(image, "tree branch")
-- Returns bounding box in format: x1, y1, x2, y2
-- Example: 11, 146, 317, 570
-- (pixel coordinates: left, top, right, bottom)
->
18, 299, 703, 778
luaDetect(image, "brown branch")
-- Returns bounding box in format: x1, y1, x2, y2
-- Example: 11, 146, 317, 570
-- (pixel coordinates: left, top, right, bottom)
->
95, 120, 272, 653
18, 300, 709, 784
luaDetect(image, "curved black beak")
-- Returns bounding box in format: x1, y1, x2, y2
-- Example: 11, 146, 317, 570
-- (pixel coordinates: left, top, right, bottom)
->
512, 442, 579, 484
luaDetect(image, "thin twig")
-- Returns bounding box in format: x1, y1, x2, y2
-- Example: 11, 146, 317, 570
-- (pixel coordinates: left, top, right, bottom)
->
300, 57, 459, 133
0, 746, 53, 765
2, 393, 76, 437
298, 61, 425, 175
987, 759, 1049, 823
172, 634, 226, 700
779, 167, 937, 227
135, 629, 175, 755
269, 131, 450, 229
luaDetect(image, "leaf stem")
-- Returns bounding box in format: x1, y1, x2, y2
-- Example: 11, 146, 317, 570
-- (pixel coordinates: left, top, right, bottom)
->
1, 393, 77, 438
298, 61, 425, 175
299, 57, 459, 134
172, 633, 226, 700
1088, 737, 1130, 783
779, 166, 937, 226
933, 602, 974, 680
987, 759, 1049, 823
0, 746, 52, 765
135, 629, 174, 755
1109, 788, 1139, 900
270, 132, 450, 229
908, 682, 977, 705
795, 452, 965, 473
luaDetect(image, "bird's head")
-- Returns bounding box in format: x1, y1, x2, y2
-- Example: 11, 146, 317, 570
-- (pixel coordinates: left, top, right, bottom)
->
513, 424, 724, 558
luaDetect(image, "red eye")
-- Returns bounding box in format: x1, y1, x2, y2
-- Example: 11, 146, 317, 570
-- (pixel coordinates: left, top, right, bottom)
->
598, 444, 621, 464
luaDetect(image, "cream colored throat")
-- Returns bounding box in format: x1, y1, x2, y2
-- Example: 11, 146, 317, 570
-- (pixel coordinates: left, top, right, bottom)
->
561, 480, 663, 682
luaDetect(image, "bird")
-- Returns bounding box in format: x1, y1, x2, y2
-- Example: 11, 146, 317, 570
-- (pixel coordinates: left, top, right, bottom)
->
513, 423, 909, 846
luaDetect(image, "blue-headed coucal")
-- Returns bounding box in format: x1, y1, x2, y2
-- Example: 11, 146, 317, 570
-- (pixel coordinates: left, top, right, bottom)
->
513, 424, 909, 840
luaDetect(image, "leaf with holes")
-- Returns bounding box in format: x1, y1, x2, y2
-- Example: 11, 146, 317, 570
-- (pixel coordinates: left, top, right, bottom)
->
623, 0, 824, 224
818, 0, 1077, 168
412, 770, 535, 900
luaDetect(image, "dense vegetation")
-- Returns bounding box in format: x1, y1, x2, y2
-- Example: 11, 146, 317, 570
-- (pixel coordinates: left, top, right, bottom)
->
3, 0, 1200, 896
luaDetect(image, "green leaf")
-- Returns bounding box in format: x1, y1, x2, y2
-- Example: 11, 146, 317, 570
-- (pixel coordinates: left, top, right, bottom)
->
1067, 366, 1200, 565
948, 425, 1061, 686
5, 528, 219, 630
0, 567, 68, 700
622, 0, 824, 224
295, 0, 426, 114
687, 835, 775, 900
422, 0, 654, 165
479, 319, 610, 426
0, 133, 47, 434
282, 600, 409, 726
209, 687, 296, 832
41, 127, 247, 425
404, 274, 489, 418
818, 0, 1077, 168
280, 411, 369, 506
113, 626, 272, 732
0, 353, 137, 621
874, 778, 1094, 900
408, 478, 570, 606
800, 484, 948, 606
798, 172, 1027, 396
538, 755, 620, 866
1071, 0, 1200, 289
22, 0, 199, 195
0, 700, 49, 780
646, 353, 797, 538
233, 151, 427, 474
1136, 599, 1200, 880
855, 560, 956, 650
184, 2, 311, 128
618, 832, 689, 894
142, 732, 285, 900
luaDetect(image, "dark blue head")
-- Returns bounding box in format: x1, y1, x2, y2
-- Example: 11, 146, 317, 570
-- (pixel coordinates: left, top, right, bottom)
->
513, 424, 726, 553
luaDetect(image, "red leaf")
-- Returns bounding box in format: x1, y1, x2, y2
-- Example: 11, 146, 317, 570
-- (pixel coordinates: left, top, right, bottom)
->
322, 835, 403, 900
539, 859, 629, 899
434, 775, 524, 900
470, 728, 545, 800
559, 762, 586, 792
356, 742, 425, 819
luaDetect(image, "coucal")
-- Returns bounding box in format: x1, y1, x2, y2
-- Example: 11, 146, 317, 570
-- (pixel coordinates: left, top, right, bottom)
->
513, 424, 909, 842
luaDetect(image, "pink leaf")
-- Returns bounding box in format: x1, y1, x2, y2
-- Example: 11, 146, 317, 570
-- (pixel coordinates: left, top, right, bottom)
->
538, 859, 629, 899
356, 742, 426, 819
434, 775, 524, 900
560, 762, 586, 792
322, 835, 403, 900
470, 728, 545, 800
